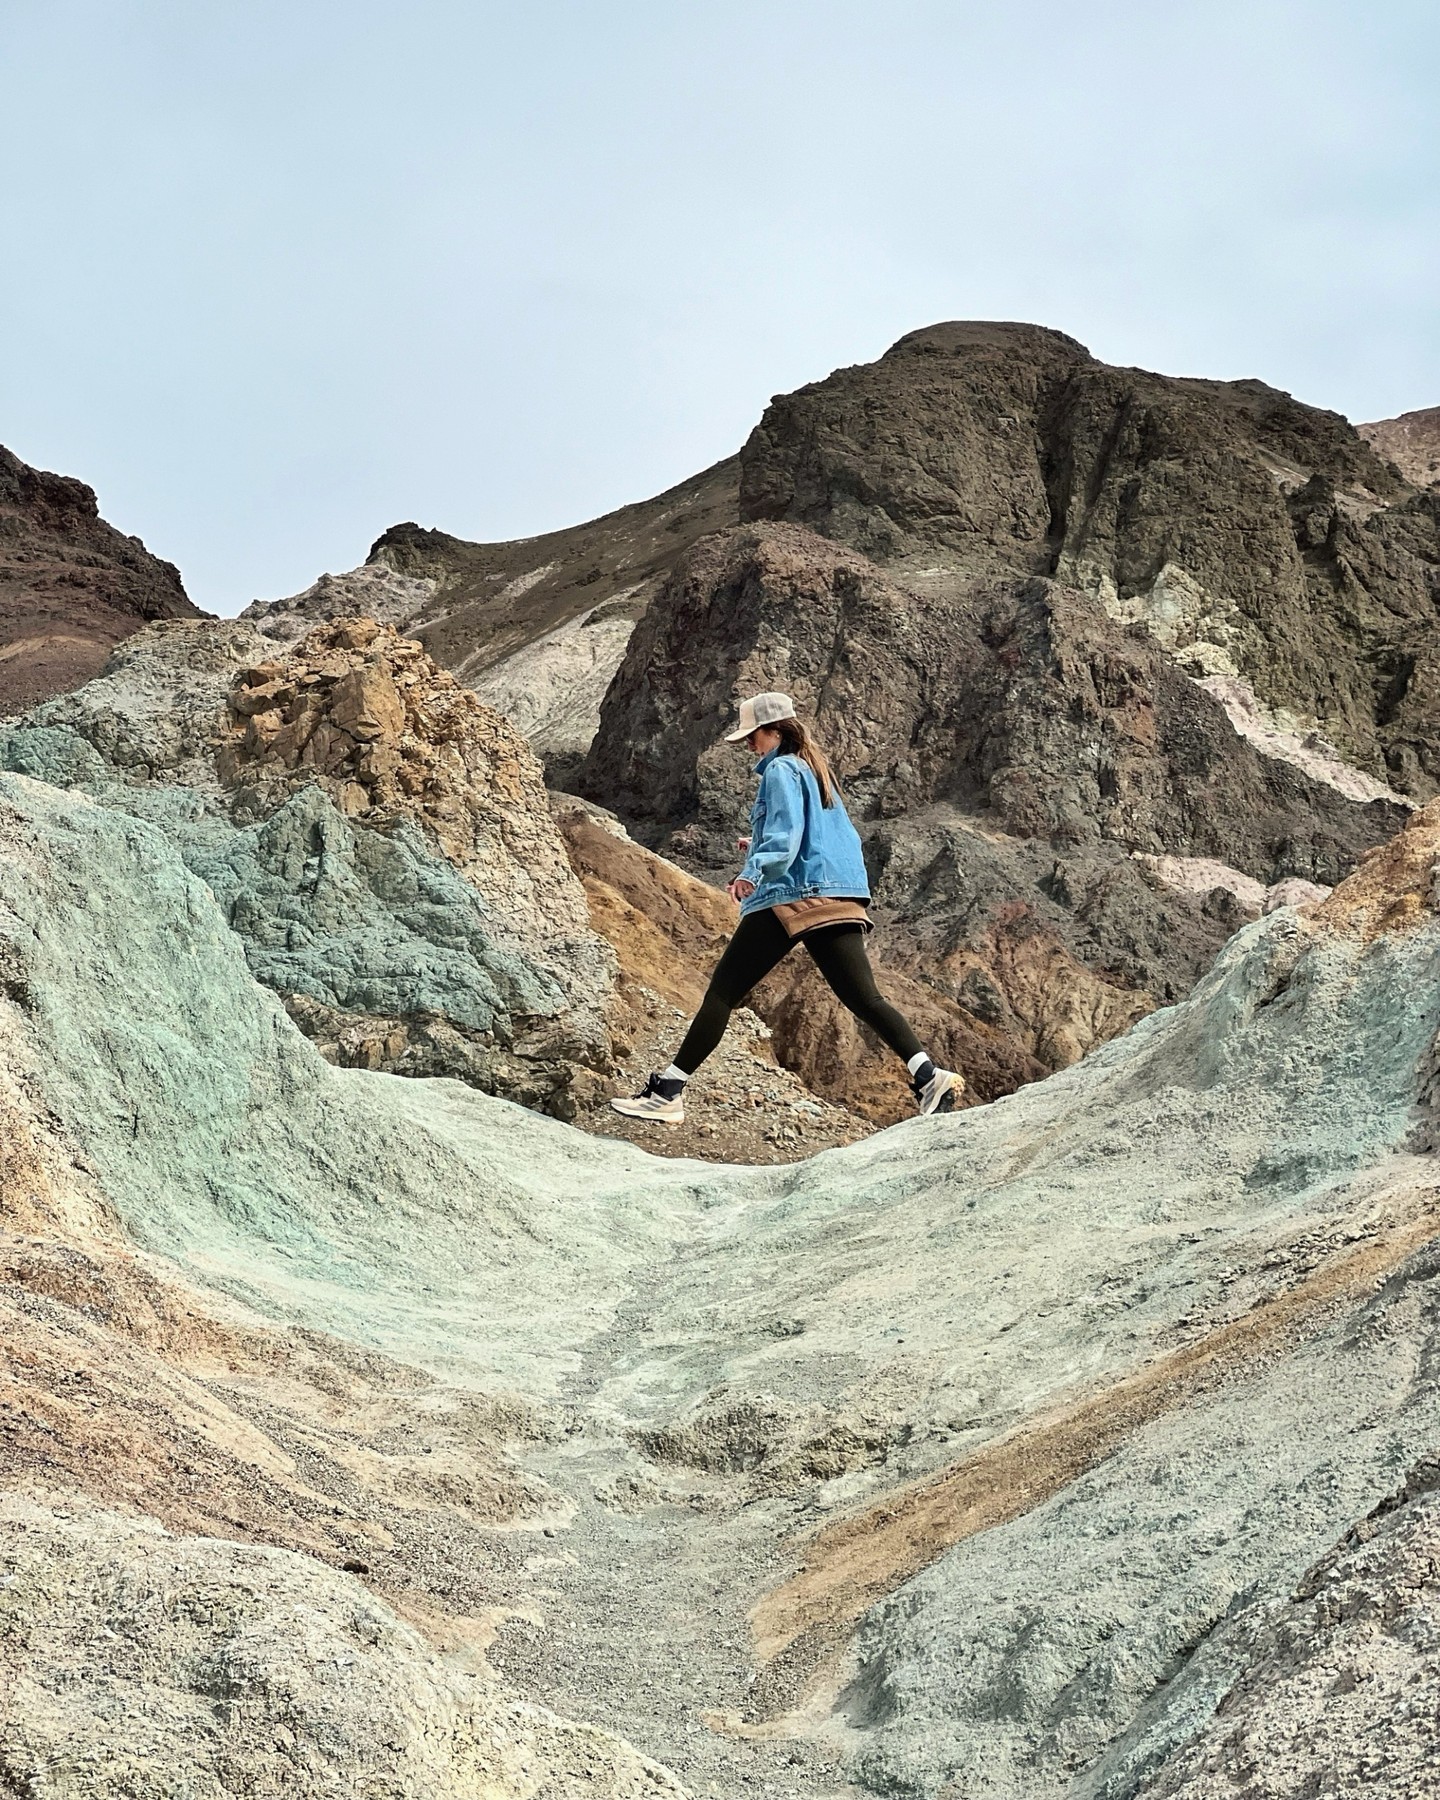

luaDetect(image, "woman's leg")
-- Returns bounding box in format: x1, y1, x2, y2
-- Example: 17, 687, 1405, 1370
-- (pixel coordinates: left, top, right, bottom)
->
804, 926, 925, 1063
672, 909, 794, 1074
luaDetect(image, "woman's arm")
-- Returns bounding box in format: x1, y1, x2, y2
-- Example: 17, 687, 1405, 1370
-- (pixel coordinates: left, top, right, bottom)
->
738, 761, 805, 890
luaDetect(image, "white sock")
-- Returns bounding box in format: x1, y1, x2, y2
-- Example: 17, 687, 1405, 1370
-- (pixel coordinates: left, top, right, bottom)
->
906, 1051, 933, 1077
662, 1063, 690, 1085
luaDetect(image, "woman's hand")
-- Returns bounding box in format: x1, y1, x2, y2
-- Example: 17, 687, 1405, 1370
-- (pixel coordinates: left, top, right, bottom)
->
727, 877, 756, 903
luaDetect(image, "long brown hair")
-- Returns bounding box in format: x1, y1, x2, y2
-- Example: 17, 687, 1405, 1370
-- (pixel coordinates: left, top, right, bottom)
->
771, 717, 838, 808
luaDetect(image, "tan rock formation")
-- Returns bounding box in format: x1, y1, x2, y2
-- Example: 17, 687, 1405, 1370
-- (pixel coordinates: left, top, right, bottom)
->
218, 617, 594, 949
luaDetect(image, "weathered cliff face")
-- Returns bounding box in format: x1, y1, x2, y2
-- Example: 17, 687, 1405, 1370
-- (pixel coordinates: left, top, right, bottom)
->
579, 522, 1408, 1100
587, 524, 1406, 873
215, 617, 595, 948
739, 323, 1440, 796
0, 443, 200, 717
2, 768, 1440, 1798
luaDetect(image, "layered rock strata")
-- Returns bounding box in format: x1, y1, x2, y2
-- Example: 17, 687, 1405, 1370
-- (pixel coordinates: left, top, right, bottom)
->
366, 458, 739, 682
0, 442, 200, 716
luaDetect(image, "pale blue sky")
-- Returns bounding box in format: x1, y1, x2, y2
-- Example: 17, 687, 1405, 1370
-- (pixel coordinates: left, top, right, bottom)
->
2, 1, 1436, 614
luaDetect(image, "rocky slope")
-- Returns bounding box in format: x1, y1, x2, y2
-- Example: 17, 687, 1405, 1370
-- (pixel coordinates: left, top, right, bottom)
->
0, 442, 200, 716
560, 325, 1437, 1105
244, 458, 740, 777
2, 750, 1440, 1796
1092, 1455, 1440, 1799
0, 613, 872, 1154
1361, 404, 1440, 489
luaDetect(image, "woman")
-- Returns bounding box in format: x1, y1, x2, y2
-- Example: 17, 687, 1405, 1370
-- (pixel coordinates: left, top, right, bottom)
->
611, 691, 961, 1125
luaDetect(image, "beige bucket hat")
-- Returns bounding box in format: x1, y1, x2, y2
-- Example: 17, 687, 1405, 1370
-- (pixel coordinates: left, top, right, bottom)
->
724, 690, 797, 742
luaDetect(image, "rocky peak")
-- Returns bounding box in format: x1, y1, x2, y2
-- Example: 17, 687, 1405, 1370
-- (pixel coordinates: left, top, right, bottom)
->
0, 443, 199, 718
585, 521, 1406, 879
881, 319, 1093, 363
0, 444, 104, 525
732, 323, 1440, 795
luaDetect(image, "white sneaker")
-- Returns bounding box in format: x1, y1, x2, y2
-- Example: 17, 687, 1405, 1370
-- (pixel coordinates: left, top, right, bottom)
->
913, 1066, 962, 1117
610, 1073, 686, 1125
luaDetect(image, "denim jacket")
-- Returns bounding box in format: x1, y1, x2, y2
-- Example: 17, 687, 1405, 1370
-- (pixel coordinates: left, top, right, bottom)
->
737, 749, 871, 916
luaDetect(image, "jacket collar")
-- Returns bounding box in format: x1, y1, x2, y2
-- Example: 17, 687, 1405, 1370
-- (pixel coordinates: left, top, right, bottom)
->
754, 747, 781, 774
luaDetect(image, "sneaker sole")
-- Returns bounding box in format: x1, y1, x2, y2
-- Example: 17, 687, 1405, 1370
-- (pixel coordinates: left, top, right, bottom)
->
608, 1101, 685, 1126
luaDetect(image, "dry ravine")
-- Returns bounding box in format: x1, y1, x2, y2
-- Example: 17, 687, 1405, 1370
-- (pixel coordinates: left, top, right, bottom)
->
2, 764, 1439, 1797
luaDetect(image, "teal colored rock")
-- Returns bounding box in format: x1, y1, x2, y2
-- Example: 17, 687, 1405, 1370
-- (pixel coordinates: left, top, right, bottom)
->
0, 723, 582, 1055
0, 769, 686, 1391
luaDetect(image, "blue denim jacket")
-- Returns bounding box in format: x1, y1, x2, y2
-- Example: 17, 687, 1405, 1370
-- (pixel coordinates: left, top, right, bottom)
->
737, 750, 871, 916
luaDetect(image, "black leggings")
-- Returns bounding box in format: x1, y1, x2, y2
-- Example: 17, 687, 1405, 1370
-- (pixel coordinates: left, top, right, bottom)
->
673, 907, 924, 1074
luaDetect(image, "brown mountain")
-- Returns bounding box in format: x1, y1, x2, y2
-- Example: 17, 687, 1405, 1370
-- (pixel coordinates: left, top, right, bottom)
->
577, 520, 1407, 1105
342, 323, 1439, 801
731, 322, 1440, 793
0, 444, 200, 716
1360, 405, 1440, 489
567, 325, 1437, 1103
